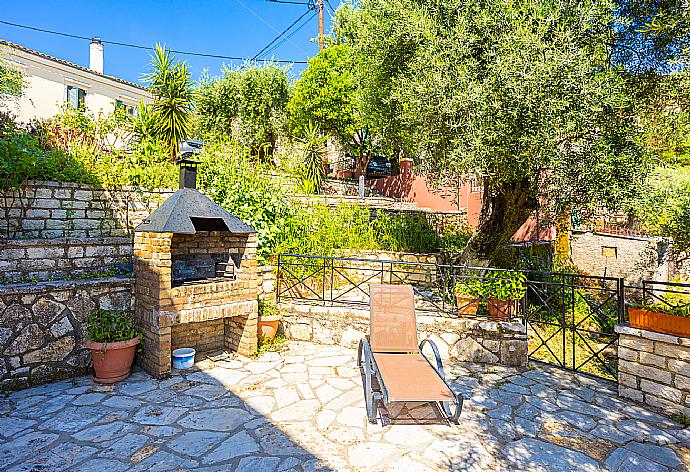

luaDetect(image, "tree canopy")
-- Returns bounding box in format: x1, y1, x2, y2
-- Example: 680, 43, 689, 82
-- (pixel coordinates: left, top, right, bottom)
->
195, 63, 289, 157
333, 0, 648, 261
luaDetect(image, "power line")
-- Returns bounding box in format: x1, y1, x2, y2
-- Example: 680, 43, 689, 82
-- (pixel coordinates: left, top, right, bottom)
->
267, 0, 310, 5
261, 12, 316, 59
253, 9, 311, 60
0, 19, 308, 64
231, 0, 308, 56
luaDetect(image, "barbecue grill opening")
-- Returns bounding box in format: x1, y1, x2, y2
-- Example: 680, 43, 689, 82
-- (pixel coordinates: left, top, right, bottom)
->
190, 217, 230, 232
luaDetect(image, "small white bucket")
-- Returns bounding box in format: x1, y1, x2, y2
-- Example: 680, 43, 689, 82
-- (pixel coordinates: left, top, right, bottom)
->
172, 348, 196, 369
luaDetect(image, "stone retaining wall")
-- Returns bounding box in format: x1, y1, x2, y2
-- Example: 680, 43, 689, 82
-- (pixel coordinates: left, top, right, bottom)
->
277, 302, 528, 367
0, 237, 132, 283
258, 266, 276, 301
616, 323, 690, 416
0, 180, 174, 239
0, 278, 132, 390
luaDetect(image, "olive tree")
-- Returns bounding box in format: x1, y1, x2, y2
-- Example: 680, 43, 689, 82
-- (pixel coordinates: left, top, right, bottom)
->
195, 63, 289, 158
338, 0, 648, 261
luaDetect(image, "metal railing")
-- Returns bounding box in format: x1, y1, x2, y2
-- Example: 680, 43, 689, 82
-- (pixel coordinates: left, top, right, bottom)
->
276, 253, 633, 380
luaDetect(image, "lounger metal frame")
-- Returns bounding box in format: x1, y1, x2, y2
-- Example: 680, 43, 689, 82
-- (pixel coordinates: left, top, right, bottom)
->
357, 338, 464, 424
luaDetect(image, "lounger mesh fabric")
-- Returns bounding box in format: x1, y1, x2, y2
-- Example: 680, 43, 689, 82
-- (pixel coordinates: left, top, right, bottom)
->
373, 353, 455, 402
369, 284, 418, 353
368, 284, 454, 401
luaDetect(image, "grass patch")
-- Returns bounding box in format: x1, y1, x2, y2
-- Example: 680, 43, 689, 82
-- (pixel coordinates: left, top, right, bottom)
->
672, 412, 690, 427
256, 332, 287, 357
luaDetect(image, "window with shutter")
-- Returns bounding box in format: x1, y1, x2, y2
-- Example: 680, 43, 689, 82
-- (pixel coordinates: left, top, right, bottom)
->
66, 85, 86, 109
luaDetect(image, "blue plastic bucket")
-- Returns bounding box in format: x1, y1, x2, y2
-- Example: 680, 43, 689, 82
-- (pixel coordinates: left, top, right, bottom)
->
172, 348, 196, 369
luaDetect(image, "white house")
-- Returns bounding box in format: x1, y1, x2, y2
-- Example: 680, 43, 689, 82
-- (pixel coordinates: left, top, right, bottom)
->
0, 38, 151, 123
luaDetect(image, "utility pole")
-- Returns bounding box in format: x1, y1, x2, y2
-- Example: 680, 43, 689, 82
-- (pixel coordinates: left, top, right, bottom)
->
317, 0, 324, 50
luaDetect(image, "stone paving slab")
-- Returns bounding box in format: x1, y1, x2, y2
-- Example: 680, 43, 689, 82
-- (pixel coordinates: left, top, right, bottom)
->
0, 341, 688, 471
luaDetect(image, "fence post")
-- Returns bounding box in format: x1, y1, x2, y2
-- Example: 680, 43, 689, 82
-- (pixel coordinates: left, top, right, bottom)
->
276, 254, 281, 303
617, 277, 626, 323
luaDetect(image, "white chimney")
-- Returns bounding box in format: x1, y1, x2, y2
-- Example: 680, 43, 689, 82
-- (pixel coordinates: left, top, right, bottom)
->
89, 38, 103, 74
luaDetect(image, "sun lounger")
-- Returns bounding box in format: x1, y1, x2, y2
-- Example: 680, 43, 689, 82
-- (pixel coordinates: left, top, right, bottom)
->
357, 284, 463, 424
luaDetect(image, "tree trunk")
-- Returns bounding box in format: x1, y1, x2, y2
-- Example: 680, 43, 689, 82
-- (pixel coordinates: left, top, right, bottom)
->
470, 177, 537, 264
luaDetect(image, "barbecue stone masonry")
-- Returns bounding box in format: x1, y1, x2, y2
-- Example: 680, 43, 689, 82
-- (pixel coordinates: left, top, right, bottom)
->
616, 323, 690, 416
134, 231, 259, 378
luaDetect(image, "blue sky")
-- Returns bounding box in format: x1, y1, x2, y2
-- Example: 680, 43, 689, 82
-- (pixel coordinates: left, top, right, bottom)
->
0, 0, 337, 84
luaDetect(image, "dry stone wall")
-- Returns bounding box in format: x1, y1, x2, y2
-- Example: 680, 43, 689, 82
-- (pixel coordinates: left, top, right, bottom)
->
0, 278, 132, 390
570, 230, 671, 284
277, 302, 528, 367
616, 323, 690, 416
0, 180, 174, 239
0, 237, 132, 283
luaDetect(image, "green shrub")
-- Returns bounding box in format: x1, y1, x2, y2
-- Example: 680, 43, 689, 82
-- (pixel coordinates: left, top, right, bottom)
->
454, 278, 483, 297
485, 271, 527, 301
86, 309, 140, 343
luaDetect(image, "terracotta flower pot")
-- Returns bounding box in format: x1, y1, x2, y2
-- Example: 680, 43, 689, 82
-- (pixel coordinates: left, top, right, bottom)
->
488, 298, 515, 319
628, 307, 690, 338
455, 294, 479, 315
85, 337, 139, 384
258, 314, 282, 342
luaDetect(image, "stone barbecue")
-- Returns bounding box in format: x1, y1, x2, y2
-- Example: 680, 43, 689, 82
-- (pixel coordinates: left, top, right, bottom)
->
133, 160, 259, 378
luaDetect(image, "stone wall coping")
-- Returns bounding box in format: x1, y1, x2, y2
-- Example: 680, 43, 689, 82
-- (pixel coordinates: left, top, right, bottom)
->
20, 179, 175, 193
258, 265, 276, 272
0, 277, 132, 296
615, 322, 687, 345
278, 302, 527, 334
0, 236, 133, 247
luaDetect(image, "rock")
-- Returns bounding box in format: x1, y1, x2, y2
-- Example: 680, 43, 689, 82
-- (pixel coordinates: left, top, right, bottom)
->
4, 324, 44, 356
504, 438, 599, 471
32, 298, 66, 327
49, 317, 74, 338
340, 326, 365, 348
452, 338, 499, 364
500, 340, 528, 367
0, 304, 32, 326
97, 291, 131, 311
203, 431, 259, 464
348, 442, 399, 469
66, 291, 96, 322
287, 322, 311, 341
178, 407, 253, 431
166, 431, 227, 457
23, 336, 75, 364
0, 327, 13, 350
131, 406, 187, 426
604, 447, 668, 472
624, 441, 681, 468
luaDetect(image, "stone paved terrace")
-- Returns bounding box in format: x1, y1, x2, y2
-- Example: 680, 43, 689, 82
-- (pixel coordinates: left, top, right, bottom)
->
1, 341, 688, 471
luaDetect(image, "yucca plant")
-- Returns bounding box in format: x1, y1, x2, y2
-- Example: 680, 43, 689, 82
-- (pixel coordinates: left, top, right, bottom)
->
297, 122, 326, 194
144, 44, 194, 161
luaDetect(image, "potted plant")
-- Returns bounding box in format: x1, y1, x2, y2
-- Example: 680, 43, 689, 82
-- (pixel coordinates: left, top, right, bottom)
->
257, 301, 282, 343
628, 303, 690, 338
85, 309, 141, 384
486, 271, 527, 319
454, 278, 482, 315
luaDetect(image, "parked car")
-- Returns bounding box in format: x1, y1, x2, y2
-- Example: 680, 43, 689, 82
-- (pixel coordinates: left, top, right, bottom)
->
344, 154, 392, 178
366, 155, 392, 178
180, 139, 204, 159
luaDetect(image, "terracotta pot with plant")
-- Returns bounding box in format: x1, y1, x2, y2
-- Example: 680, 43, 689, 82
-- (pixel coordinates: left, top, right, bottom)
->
257, 301, 282, 343
486, 271, 527, 319
628, 303, 690, 338
84, 309, 141, 384
454, 278, 482, 315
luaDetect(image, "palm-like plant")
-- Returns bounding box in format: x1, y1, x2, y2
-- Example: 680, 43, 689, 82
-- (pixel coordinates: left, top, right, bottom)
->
298, 122, 326, 194
144, 44, 194, 161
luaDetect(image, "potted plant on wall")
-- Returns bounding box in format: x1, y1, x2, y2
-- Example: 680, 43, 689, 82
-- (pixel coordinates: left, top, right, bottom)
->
454, 278, 482, 315
257, 301, 282, 343
85, 309, 141, 384
486, 271, 527, 319
628, 303, 690, 338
